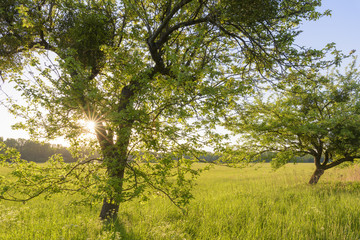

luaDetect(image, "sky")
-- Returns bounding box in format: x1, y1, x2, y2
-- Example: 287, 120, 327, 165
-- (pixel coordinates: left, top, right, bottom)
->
295, 0, 360, 54
1, 0, 360, 143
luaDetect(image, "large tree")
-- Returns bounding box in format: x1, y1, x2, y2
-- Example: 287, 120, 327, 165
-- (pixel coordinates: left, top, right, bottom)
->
224, 60, 360, 184
0, 0, 328, 220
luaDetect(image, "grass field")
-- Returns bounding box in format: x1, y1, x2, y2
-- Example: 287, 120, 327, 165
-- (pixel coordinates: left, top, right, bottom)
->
1, 163, 360, 239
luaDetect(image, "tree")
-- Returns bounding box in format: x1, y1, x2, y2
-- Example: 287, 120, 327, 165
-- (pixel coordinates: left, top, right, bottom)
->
0, 0, 329, 220
0, 138, 75, 162
224, 60, 360, 184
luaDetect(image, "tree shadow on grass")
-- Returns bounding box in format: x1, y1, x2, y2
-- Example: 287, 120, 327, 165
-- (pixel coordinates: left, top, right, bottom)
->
101, 218, 138, 240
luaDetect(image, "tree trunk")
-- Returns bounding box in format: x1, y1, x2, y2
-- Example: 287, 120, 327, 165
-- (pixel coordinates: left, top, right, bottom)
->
99, 198, 120, 221
97, 128, 130, 221
99, 155, 126, 221
309, 168, 325, 185
97, 81, 137, 221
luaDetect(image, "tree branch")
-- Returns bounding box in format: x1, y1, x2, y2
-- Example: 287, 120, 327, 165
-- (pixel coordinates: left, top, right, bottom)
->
148, 0, 193, 44
323, 157, 354, 170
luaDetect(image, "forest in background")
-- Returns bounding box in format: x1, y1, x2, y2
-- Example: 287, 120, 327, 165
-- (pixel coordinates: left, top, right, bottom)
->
0, 137, 75, 162
0, 137, 314, 164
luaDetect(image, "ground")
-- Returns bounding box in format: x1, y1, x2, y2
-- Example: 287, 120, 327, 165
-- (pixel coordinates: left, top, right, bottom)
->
1, 163, 360, 239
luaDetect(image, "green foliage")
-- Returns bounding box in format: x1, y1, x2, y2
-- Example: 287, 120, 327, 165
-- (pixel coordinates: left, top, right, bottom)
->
225, 59, 360, 176
0, 141, 21, 163
55, 0, 115, 69
0, 0, 332, 217
0, 153, 105, 204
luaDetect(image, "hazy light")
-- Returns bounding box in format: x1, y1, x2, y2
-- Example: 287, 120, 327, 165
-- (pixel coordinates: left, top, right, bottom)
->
85, 121, 96, 132
80, 119, 97, 134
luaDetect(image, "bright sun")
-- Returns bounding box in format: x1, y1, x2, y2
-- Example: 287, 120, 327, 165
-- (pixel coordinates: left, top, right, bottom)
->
85, 121, 96, 132
80, 120, 97, 134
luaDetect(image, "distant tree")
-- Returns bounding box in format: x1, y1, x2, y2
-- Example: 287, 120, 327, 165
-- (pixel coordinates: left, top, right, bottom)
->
3, 138, 21, 149
1, 138, 75, 162
52, 145, 76, 163
225, 60, 360, 184
0, 0, 330, 220
21, 141, 52, 162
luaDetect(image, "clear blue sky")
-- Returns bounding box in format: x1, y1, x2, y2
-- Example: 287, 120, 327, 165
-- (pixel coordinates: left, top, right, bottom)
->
296, 0, 360, 54
1, 0, 360, 141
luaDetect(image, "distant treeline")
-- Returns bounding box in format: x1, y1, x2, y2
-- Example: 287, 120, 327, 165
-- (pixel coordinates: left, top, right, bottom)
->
0, 137, 314, 164
197, 152, 314, 164
258, 152, 314, 163
179, 152, 314, 163
0, 137, 75, 163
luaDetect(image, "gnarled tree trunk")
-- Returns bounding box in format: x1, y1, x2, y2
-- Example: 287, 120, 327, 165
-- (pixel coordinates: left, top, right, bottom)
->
309, 168, 324, 185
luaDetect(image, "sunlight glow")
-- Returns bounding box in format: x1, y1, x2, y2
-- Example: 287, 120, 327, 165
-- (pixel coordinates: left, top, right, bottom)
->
80, 119, 97, 135
85, 121, 96, 132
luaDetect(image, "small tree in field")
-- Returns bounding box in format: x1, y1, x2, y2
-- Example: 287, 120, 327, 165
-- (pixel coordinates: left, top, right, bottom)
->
0, 0, 330, 220
225, 60, 360, 184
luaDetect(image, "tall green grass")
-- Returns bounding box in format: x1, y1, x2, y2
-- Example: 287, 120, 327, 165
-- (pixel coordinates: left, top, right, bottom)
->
1, 163, 360, 239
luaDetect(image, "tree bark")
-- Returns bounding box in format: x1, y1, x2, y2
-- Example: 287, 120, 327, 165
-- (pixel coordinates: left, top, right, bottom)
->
99, 198, 120, 221
99, 153, 127, 221
99, 155, 125, 220
96, 122, 132, 221
309, 168, 324, 185
97, 75, 141, 221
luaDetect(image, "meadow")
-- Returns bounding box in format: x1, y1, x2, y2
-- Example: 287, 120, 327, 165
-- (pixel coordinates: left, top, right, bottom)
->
1, 163, 360, 240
